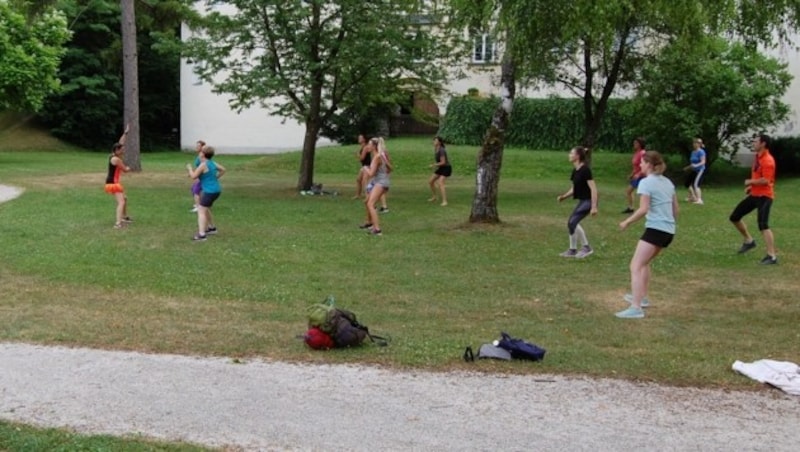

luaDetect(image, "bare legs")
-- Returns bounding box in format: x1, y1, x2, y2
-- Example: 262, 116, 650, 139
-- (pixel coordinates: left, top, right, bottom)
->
365, 185, 387, 231
428, 174, 447, 206
624, 185, 635, 210
731, 220, 754, 245
354, 168, 367, 199
628, 240, 662, 309
197, 205, 214, 236
114, 192, 127, 227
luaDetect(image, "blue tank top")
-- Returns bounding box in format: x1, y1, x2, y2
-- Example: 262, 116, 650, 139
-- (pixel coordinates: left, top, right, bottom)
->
200, 160, 221, 194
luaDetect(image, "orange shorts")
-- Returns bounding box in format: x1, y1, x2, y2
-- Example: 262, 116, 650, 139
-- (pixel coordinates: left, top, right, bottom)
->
104, 183, 124, 194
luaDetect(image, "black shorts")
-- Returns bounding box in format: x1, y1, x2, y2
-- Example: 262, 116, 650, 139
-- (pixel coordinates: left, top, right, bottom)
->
199, 192, 221, 208
729, 195, 772, 230
434, 165, 452, 177
640, 228, 674, 248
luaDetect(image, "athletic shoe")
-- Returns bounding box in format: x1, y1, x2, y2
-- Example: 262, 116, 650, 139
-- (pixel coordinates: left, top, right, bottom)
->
559, 249, 578, 258
379, 207, 389, 214
113, 223, 125, 229
623, 293, 650, 308
737, 240, 757, 254
192, 234, 207, 241
685, 197, 696, 203
576, 245, 593, 259
759, 255, 778, 265
693, 199, 704, 205
122, 216, 133, 223
615, 307, 645, 319
206, 227, 218, 235
370, 228, 382, 236
621, 207, 634, 214
190, 205, 198, 213
359, 223, 373, 229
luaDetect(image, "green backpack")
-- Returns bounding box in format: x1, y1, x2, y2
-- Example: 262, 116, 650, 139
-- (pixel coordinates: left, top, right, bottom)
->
306, 296, 387, 348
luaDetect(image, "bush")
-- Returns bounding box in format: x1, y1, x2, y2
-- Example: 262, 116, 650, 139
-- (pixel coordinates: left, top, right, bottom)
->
439, 97, 634, 151
769, 136, 800, 176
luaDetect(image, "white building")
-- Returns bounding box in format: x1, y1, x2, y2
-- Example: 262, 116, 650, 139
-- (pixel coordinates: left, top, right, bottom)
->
180, 22, 800, 154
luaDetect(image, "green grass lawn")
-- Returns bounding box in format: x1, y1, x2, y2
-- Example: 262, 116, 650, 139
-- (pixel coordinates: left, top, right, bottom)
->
0, 420, 210, 451
1, 138, 798, 393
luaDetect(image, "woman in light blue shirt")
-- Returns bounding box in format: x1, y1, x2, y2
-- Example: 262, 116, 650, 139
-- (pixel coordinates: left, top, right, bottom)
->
617, 151, 678, 319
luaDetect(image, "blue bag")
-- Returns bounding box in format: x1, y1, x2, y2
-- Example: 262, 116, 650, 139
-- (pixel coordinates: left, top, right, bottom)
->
497, 332, 546, 361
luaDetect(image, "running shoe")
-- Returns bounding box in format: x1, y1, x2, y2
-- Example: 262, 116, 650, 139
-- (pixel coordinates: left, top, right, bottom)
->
759, 255, 778, 265
379, 207, 389, 214
206, 227, 218, 235
192, 234, 207, 242
358, 223, 373, 229
737, 240, 756, 254
615, 307, 645, 319
559, 249, 578, 258
621, 207, 634, 214
576, 245, 593, 259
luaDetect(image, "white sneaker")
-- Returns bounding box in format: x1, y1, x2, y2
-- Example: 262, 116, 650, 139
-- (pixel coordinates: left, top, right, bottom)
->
190, 205, 198, 213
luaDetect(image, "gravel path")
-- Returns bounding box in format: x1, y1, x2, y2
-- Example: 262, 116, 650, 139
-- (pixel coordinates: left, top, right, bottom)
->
1, 343, 799, 451
1, 185, 798, 450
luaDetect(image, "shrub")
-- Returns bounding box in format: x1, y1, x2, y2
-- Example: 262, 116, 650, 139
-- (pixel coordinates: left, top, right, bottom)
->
769, 136, 800, 176
439, 96, 633, 151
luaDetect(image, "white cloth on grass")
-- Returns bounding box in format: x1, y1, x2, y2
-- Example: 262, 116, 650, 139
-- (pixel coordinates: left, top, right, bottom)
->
732, 359, 800, 396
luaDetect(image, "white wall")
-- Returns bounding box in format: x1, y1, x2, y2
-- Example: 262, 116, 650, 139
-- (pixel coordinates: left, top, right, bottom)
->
180, 23, 333, 154
767, 42, 800, 137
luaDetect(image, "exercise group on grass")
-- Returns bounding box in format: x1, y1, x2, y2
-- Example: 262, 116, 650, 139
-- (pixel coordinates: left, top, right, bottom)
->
102, 129, 779, 319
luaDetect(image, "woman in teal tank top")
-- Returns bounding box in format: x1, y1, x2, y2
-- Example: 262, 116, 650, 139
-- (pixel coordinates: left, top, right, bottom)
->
186, 145, 226, 241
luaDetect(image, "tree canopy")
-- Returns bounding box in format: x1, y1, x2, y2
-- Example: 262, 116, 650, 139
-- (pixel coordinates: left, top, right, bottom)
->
0, 0, 70, 112
37, 0, 186, 150
184, 0, 453, 190
629, 35, 792, 163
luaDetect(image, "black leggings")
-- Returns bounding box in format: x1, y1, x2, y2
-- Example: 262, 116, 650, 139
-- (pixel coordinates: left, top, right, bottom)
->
729, 196, 772, 231
568, 199, 592, 234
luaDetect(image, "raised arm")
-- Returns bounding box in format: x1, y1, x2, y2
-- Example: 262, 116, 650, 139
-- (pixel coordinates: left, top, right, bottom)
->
118, 124, 130, 145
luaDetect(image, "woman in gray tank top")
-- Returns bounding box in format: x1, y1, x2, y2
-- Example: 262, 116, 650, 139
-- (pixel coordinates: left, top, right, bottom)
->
360, 137, 393, 235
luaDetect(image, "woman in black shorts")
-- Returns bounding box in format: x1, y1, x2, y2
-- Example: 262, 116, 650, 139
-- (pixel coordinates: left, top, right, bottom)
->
617, 151, 678, 319
428, 136, 452, 206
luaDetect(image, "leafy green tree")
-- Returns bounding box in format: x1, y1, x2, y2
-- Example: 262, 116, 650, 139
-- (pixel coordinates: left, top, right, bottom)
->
184, 0, 452, 190
38, 0, 186, 150
629, 35, 791, 165
447, 0, 800, 223
0, 0, 70, 112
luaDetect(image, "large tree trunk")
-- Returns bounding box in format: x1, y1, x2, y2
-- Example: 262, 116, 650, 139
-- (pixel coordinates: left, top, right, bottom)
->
469, 53, 516, 224
298, 80, 322, 190
121, 0, 140, 171
297, 119, 320, 191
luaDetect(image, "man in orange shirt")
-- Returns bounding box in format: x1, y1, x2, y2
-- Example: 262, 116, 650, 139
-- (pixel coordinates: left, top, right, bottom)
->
729, 134, 777, 264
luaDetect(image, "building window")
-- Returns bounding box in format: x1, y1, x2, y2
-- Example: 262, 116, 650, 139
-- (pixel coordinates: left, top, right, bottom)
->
472, 33, 495, 63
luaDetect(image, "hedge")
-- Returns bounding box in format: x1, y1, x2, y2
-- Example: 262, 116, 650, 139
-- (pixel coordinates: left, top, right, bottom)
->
438, 96, 634, 152
770, 136, 800, 175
